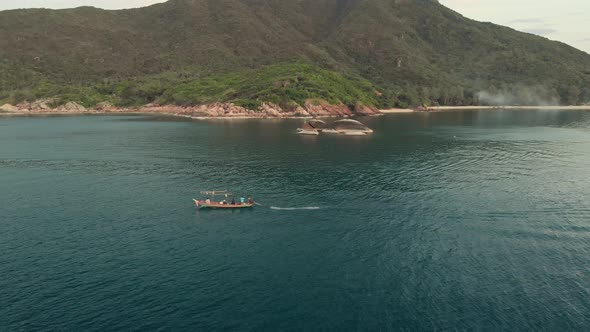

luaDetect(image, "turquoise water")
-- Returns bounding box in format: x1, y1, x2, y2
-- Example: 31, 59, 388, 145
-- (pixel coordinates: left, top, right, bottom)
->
1, 111, 590, 330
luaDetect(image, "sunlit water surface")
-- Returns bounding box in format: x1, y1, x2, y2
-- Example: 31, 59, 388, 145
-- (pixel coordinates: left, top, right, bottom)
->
1, 111, 589, 330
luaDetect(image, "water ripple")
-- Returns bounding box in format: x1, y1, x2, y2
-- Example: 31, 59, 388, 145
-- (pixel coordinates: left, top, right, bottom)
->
2, 113, 590, 330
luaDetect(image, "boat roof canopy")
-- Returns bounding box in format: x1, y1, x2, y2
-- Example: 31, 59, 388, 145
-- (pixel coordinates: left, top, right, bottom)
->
200, 190, 232, 196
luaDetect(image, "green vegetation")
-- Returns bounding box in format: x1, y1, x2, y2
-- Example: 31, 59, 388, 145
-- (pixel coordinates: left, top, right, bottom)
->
0, 63, 382, 110
159, 63, 379, 109
1, 0, 589, 108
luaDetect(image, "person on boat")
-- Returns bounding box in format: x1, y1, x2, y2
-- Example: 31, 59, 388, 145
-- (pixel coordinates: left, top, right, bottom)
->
240, 197, 245, 205
248, 197, 253, 204
231, 198, 236, 205
205, 197, 211, 204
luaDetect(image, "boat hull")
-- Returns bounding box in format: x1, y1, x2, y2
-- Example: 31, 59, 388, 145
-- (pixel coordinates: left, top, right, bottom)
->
194, 199, 254, 209
200, 204, 254, 209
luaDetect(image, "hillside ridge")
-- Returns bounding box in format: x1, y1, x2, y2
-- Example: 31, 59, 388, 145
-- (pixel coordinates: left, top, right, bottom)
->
0, 0, 589, 109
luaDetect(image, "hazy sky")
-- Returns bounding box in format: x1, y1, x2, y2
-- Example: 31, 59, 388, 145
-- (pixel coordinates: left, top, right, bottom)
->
0, 0, 588, 53
0, 0, 164, 10
440, 0, 590, 53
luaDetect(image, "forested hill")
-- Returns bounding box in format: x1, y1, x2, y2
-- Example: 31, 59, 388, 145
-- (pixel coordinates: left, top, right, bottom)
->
1, 0, 589, 109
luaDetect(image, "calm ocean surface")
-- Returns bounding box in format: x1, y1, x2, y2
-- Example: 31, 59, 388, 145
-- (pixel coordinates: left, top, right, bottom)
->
1, 111, 590, 330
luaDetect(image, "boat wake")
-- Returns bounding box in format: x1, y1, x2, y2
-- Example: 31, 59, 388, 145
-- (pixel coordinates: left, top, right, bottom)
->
270, 206, 321, 211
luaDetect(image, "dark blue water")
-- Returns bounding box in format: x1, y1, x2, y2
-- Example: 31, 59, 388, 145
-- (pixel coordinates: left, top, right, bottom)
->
1, 111, 590, 330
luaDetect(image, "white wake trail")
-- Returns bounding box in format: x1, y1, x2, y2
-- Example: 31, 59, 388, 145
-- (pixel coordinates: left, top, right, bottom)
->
270, 206, 321, 211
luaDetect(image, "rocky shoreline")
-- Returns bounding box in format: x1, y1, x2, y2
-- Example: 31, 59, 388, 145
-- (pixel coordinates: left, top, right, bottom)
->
4, 101, 584, 119
0, 100, 385, 118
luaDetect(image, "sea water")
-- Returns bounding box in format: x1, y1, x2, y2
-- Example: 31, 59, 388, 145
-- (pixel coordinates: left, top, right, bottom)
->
1, 111, 589, 330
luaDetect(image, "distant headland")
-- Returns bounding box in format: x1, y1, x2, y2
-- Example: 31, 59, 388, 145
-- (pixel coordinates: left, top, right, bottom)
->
1, 0, 589, 113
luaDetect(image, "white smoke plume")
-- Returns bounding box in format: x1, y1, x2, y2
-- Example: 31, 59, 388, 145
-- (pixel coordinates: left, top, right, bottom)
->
476, 85, 560, 106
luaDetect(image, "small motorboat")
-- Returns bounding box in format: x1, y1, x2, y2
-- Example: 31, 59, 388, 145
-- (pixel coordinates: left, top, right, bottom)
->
194, 200, 254, 209
194, 191, 254, 209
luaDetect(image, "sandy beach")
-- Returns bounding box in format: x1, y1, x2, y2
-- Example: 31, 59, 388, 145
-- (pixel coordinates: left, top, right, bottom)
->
379, 108, 415, 114
378, 106, 590, 114
428, 105, 590, 111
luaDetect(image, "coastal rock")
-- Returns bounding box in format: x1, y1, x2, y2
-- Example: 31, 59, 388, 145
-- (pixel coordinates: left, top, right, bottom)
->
144, 101, 370, 118
304, 100, 353, 117
176, 107, 193, 116
143, 105, 187, 115
31, 100, 52, 110
95, 102, 114, 111
8, 100, 382, 118
15, 103, 32, 112
260, 103, 282, 117
0, 103, 18, 112
293, 106, 310, 117
191, 103, 220, 117
187, 102, 256, 118
354, 103, 380, 115
64, 102, 86, 112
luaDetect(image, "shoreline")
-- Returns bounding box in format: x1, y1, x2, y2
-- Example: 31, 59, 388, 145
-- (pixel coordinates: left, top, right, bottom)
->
0, 111, 187, 118
0, 101, 383, 119
2, 105, 590, 119
379, 108, 415, 114
0, 110, 371, 120
427, 105, 590, 111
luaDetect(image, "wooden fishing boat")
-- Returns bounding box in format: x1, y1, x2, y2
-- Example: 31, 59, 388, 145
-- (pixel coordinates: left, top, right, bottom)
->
194, 200, 254, 209
193, 191, 255, 209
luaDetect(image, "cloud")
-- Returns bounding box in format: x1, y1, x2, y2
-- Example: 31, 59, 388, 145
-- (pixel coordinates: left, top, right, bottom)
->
507, 18, 545, 24
0, 1, 166, 10
522, 28, 558, 36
